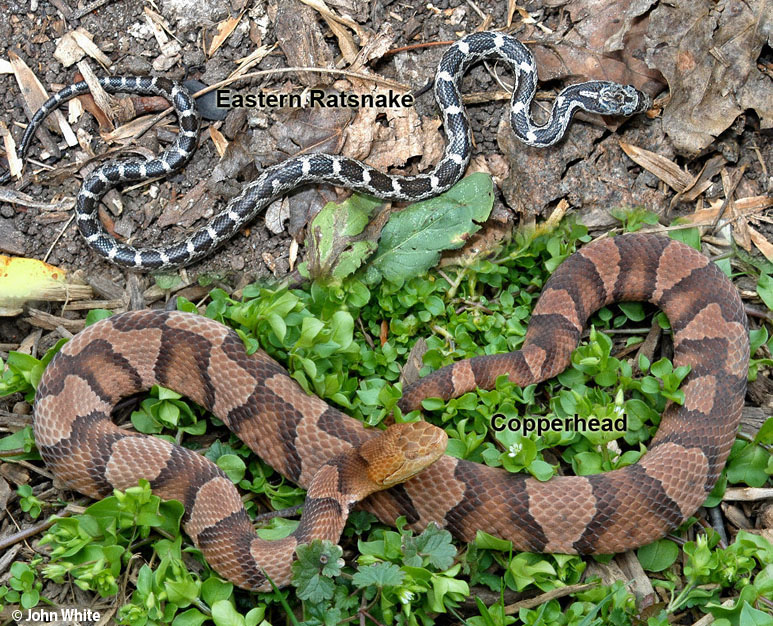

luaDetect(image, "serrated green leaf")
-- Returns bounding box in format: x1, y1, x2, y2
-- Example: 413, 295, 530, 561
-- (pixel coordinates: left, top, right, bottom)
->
403, 523, 456, 570
351, 562, 404, 588
292, 540, 343, 603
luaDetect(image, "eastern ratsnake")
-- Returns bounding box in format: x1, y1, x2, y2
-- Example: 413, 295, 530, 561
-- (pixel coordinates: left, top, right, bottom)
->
1, 31, 650, 270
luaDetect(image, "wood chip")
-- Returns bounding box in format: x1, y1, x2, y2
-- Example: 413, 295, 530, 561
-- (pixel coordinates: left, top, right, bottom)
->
24, 308, 86, 333
723, 487, 773, 501
0, 121, 22, 179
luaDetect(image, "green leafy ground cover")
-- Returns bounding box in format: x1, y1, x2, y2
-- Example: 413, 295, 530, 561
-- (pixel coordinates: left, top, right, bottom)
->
1, 176, 772, 625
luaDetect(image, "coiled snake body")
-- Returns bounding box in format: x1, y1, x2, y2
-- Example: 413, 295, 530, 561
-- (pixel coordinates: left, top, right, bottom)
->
12, 33, 749, 592
2, 31, 648, 269
35, 234, 748, 590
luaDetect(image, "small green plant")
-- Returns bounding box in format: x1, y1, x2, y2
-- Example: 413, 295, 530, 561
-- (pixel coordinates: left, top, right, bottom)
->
40, 481, 184, 598
2, 201, 770, 624
7, 562, 43, 610
16, 484, 44, 519
610, 207, 659, 232
0, 339, 67, 401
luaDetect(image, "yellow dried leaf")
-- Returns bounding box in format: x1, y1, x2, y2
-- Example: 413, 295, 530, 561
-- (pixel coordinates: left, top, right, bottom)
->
0, 256, 90, 308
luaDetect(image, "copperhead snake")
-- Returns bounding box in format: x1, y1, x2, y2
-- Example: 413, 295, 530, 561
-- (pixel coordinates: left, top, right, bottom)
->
33, 233, 749, 591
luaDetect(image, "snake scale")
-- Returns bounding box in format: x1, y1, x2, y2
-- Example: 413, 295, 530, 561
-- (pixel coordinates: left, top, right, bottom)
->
1, 32, 649, 269
34, 235, 749, 590
7, 32, 749, 592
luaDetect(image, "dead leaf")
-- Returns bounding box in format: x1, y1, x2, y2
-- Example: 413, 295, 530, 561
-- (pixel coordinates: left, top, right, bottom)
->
322, 0, 370, 23
679, 154, 726, 203
209, 126, 228, 157
400, 337, 428, 387
269, 100, 353, 233
439, 203, 513, 268
156, 180, 213, 229
70, 28, 112, 68
342, 86, 444, 172
265, 197, 290, 235
530, 0, 663, 96
289, 237, 299, 270
262, 251, 277, 274
300, 0, 368, 41
0, 187, 74, 211
749, 227, 773, 262
143, 7, 182, 72
9, 51, 77, 147
619, 141, 692, 191
678, 195, 772, 228
645, 0, 773, 154
102, 115, 163, 144
233, 44, 274, 77
54, 27, 112, 69
207, 13, 244, 57
349, 23, 396, 74
77, 61, 116, 129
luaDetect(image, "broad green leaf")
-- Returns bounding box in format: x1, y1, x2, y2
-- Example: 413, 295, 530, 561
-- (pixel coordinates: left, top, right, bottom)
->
365, 173, 494, 284
304, 193, 382, 281
727, 444, 769, 487
211, 600, 245, 626
757, 273, 773, 311
637, 539, 679, 572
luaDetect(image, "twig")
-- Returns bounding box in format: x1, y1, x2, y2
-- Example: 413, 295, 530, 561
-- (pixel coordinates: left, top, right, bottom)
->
711, 165, 747, 233
43, 211, 75, 263
504, 582, 599, 614
0, 512, 69, 552
383, 40, 456, 57
744, 304, 773, 323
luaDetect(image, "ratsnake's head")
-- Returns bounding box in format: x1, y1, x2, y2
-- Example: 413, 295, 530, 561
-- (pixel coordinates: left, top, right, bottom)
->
595, 83, 651, 117
361, 422, 448, 488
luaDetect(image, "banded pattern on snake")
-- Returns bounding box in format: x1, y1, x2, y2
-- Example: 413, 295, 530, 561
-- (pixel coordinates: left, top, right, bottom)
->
10, 30, 749, 595
33, 234, 749, 590
1, 31, 649, 269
